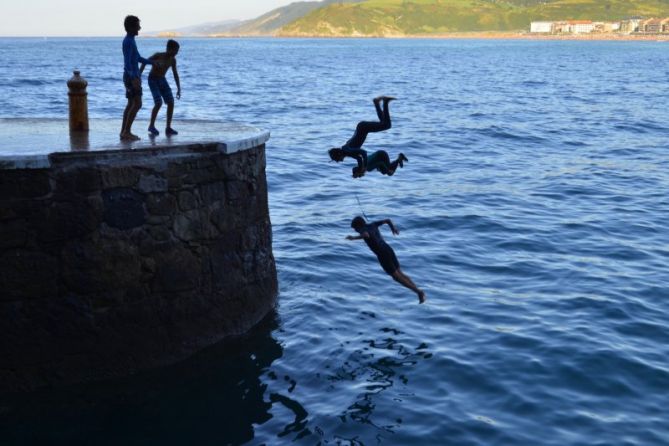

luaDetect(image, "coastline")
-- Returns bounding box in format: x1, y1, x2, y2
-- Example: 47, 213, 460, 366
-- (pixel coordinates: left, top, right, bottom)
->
151, 31, 669, 41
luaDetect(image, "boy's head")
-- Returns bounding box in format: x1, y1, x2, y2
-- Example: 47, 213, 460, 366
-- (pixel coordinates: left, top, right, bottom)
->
167, 39, 180, 56
328, 147, 344, 162
124, 15, 141, 34
351, 216, 366, 232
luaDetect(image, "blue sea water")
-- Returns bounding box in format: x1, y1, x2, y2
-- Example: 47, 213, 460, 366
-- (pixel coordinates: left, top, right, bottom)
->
1, 37, 669, 445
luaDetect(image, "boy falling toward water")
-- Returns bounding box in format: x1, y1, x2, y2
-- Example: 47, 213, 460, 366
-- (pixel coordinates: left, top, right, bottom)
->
140, 39, 181, 136
329, 96, 407, 178
120, 15, 152, 141
347, 216, 426, 304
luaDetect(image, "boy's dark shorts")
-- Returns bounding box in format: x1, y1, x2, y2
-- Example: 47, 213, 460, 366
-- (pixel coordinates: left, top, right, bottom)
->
123, 73, 142, 99
148, 75, 174, 105
376, 244, 400, 276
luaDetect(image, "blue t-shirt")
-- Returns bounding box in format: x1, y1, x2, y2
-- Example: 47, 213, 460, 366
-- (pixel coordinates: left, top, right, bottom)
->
122, 35, 151, 79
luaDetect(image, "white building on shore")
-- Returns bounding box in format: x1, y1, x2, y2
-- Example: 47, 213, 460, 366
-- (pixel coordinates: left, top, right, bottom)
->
530, 21, 553, 33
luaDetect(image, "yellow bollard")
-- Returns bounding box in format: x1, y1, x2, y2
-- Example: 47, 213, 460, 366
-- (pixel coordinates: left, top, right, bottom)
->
68, 70, 89, 132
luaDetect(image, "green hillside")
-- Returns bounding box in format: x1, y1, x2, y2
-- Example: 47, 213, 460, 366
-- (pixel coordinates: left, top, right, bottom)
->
277, 0, 669, 36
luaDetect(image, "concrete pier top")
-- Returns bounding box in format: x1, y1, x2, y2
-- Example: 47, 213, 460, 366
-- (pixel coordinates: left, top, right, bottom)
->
0, 118, 270, 170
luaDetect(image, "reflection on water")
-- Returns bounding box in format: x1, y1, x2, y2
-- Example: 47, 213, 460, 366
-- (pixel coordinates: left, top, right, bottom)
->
251, 316, 434, 445
0, 312, 284, 446
324, 327, 433, 443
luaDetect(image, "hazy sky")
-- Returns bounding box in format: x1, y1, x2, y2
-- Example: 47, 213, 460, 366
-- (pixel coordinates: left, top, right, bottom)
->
0, 0, 300, 36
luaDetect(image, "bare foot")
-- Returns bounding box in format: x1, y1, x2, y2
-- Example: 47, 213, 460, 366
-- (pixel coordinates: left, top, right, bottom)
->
380, 96, 397, 102
373, 96, 383, 104
120, 133, 140, 141
418, 290, 426, 304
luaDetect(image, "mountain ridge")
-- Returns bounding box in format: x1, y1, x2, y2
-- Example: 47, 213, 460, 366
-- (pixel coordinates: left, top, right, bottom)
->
161, 0, 669, 37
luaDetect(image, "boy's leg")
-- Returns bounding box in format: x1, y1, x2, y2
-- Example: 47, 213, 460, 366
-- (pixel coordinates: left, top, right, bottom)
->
121, 100, 132, 137
162, 80, 177, 135
368, 151, 393, 175
388, 153, 408, 173
392, 269, 426, 303
373, 97, 384, 121
125, 97, 142, 140
149, 102, 161, 135
166, 101, 175, 131
380, 97, 392, 129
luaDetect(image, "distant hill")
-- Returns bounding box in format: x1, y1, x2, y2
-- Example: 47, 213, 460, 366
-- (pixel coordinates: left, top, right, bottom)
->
164, 0, 362, 36
152, 20, 242, 36
164, 0, 669, 37
224, 0, 364, 35
278, 0, 669, 36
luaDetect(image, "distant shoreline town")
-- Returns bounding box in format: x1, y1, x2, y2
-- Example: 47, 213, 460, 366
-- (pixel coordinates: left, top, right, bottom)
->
153, 17, 669, 41
530, 18, 669, 35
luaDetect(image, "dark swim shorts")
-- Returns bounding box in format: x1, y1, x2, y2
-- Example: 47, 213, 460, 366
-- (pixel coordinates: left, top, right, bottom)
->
148, 75, 174, 105
123, 73, 142, 99
375, 244, 400, 276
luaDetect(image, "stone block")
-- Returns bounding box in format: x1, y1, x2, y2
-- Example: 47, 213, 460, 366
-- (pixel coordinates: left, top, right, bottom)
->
0, 170, 51, 200
0, 219, 28, 249
138, 174, 168, 193
173, 209, 215, 242
199, 181, 226, 206
226, 180, 249, 203
178, 190, 198, 211
102, 188, 146, 230
0, 250, 58, 301
100, 166, 141, 188
34, 198, 102, 243
60, 238, 142, 294
153, 247, 200, 292
146, 193, 176, 216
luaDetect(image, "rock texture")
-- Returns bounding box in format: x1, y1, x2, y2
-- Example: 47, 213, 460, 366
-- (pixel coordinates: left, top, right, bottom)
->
0, 143, 277, 393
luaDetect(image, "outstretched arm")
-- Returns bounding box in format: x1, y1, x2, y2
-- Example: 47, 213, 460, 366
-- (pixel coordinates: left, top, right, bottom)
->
138, 54, 153, 66
172, 60, 181, 99
346, 231, 370, 241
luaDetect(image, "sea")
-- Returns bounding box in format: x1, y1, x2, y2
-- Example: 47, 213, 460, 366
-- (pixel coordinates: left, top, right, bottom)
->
0, 37, 668, 445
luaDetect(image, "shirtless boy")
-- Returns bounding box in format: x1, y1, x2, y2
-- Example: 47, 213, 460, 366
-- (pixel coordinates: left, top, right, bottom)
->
141, 39, 181, 136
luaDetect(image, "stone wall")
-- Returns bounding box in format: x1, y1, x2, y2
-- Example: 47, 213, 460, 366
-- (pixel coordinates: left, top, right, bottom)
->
0, 143, 277, 393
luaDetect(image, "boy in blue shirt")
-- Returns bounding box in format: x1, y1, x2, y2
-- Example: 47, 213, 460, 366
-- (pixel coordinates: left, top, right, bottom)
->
120, 15, 152, 141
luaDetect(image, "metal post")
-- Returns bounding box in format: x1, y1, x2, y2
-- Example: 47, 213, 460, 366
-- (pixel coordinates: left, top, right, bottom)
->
68, 70, 89, 132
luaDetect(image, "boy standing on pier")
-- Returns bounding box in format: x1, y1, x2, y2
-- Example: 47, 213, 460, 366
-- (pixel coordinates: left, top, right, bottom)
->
120, 15, 152, 141
140, 39, 181, 136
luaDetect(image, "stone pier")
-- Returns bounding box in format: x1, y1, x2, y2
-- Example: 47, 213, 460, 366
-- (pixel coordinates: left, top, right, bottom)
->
0, 119, 278, 393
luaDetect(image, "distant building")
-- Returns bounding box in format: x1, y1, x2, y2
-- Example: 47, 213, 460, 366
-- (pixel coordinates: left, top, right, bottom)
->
662, 18, 669, 33
530, 21, 553, 33
640, 18, 663, 33
593, 22, 620, 33
528, 17, 669, 35
568, 20, 595, 33
620, 19, 641, 34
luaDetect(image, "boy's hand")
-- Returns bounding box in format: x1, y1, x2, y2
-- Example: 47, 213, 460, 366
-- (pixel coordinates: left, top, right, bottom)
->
345, 235, 356, 240
391, 227, 400, 235
352, 166, 365, 178
176, 90, 181, 100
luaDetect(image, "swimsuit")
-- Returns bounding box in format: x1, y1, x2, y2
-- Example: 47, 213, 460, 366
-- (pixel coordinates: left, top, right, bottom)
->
363, 222, 400, 276
148, 75, 174, 105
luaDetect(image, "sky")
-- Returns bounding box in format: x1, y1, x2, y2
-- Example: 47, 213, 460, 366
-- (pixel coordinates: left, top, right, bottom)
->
0, 0, 300, 36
